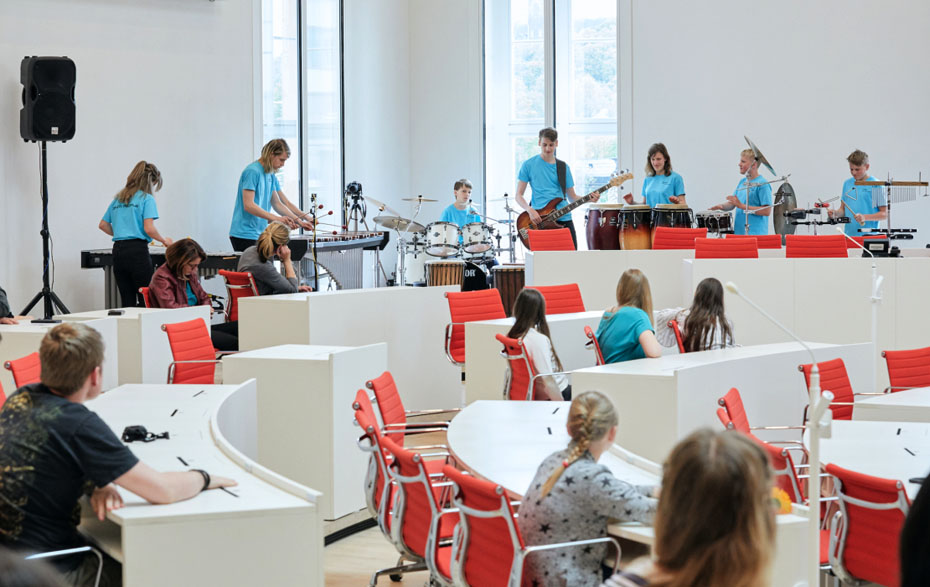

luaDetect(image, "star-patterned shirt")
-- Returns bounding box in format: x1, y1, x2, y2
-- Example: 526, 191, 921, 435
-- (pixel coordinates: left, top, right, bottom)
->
518, 446, 658, 587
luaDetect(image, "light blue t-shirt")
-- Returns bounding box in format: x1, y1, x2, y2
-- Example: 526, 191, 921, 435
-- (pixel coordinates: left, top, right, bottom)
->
841, 176, 885, 236
101, 190, 158, 242
229, 161, 282, 240
732, 176, 773, 235
595, 306, 654, 364
642, 172, 685, 208
185, 282, 197, 306
517, 155, 575, 221
439, 204, 482, 228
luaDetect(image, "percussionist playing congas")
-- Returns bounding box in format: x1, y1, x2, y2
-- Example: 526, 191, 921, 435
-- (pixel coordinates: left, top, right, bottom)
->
624, 143, 687, 207
710, 148, 772, 235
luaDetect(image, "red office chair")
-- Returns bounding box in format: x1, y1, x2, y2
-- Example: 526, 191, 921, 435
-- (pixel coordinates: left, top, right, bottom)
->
785, 234, 848, 258
826, 464, 910, 587
138, 286, 154, 308
217, 270, 260, 322
444, 289, 506, 366
717, 387, 805, 447
0, 379, 5, 407
443, 465, 621, 585
725, 233, 782, 249
527, 284, 585, 314
881, 345, 930, 393
3, 352, 41, 388
798, 358, 882, 422
583, 325, 605, 366
694, 236, 759, 259
495, 333, 568, 401
161, 318, 221, 384
651, 227, 707, 249
526, 228, 574, 251
668, 319, 686, 353
365, 371, 456, 435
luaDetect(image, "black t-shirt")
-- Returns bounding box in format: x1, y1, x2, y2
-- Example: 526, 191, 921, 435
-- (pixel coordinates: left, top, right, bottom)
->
0, 383, 139, 571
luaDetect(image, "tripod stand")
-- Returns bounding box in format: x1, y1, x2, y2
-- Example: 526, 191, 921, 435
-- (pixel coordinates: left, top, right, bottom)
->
21, 141, 69, 321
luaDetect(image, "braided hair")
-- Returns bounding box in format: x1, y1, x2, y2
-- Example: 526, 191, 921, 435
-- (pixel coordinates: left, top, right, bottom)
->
115, 161, 162, 204
540, 391, 618, 498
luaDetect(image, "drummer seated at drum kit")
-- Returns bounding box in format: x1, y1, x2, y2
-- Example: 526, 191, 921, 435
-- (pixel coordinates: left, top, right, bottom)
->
708, 148, 773, 235
623, 142, 687, 208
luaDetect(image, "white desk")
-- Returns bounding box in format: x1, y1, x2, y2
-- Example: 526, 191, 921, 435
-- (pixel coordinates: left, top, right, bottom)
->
447, 400, 807, 587
810, 420, 930, 500
237, 286, 462, 410
0, 318, 119, 393
571, 342, 874, 463
853, 387, 930, 422
463, 311, 603, 404
82, 382, 323, 586
56, 306, 210, 384
222, 343, 387, 520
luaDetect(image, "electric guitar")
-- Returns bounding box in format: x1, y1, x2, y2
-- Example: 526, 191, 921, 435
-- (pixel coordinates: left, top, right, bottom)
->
516, 172, 633, 247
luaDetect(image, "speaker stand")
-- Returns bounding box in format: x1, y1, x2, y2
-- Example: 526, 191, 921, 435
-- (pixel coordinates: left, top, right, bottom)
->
21, 141, 69, 322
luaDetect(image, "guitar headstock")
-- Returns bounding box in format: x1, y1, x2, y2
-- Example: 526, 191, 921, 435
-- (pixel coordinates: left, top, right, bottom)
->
609, 170, 633, 187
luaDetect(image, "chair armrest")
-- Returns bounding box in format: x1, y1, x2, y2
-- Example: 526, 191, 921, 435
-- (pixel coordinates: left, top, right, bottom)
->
27, 546, 103, 587
444, 323, 464, 366
524, 536, 622, 575
384, 421, 450, 430
883, 386, 916, 394
166, 359, 221, 384
382, 427, 450, 436
405, 407, 462, 418
529, 371, 572, 401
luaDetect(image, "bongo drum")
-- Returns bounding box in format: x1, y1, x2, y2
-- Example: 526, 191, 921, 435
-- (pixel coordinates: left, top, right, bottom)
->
619, 205, 653, 250
492, 264, 525, 317
585, 203, 624, 250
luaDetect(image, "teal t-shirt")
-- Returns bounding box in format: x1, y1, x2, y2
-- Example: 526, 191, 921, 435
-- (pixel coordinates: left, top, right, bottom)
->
101, 190, 158, 241
439, 204, 481, 228
841, 176, 885, 236
185, 282, 197, 306
595, 306, 654, 364
642, 172, 685, 208
517, 155, 574, 221
229, 161, 282, 240
732, 176, 773, 235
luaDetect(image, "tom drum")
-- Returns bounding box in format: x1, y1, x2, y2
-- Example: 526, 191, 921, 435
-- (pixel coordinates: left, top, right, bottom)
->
425, 221, 461, 257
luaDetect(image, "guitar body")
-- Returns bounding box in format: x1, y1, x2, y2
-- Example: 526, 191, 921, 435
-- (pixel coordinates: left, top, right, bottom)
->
516, 199, 567, 247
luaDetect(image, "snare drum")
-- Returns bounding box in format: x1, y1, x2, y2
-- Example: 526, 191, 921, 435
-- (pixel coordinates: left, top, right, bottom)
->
585, 203, 624, 250
492, 264, 525, 317
462, 222, 492, 254
401, 241, 428, 284
619, 205, 653, 250
425, 221, 461, 257
695, 210, 733, 234
651, 204, 694, 245
426, 259, 465, 287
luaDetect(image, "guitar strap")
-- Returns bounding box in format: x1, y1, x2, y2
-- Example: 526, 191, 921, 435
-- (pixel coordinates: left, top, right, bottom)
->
556, 159, 567, 197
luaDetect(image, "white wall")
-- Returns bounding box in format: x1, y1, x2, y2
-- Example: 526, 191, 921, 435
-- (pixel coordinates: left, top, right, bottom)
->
0, 0, 258, 312
620, 0, 930, 244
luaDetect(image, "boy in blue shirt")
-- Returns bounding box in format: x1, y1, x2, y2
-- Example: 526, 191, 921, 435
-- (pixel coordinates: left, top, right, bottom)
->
827, 149, 887, 236
710, 149, 772, 235
439, 179, 482, 228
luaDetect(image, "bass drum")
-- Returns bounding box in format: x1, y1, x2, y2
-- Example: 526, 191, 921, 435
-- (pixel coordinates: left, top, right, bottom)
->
585, 203, 624, 250
619, 205, 653, 250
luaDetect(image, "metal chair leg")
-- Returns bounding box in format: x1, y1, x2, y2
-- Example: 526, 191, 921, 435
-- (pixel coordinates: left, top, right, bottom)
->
368, 559, 426, 586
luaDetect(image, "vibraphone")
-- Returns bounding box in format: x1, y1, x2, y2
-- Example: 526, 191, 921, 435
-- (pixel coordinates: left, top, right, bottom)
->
81, 231, 388, 308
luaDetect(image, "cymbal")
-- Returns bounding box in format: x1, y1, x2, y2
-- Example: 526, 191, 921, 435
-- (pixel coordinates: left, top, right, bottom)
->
363, 195, 399, 217
374, 215, 425, 233
488, 196, 512, 202
402, 196, 438, 203
744, 135, 777, 176
773, 182, 798, 236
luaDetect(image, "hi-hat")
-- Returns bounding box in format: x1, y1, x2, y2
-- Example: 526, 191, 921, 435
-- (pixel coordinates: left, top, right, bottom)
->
744, 136, 776, 176
374, 215, 425, 233
402, 195, 438, 202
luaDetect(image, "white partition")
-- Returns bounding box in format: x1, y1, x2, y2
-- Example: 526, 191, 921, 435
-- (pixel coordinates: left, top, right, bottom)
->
463, 311, 602, 403
221, 343, 387, 520
237, 286, 461, 410
571, 342, 874, 463
82, 381, 323, 587
0, 318, 119, 392
56, 306, 210, 384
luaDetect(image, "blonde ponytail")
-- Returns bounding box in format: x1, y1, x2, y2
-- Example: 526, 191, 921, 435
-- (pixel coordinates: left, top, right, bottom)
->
257, 221, 291, 262
115, 161, 162, 204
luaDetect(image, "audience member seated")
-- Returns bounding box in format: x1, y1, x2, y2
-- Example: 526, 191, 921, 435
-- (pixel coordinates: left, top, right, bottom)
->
900, 471, 930, 586
236, 221, 312, 295
0, 286, 33, 325
507, 288, 571, 401
0, 323, 236, 587
604, 428, 775, 587
595, 269, 661, 364
149, 238, 239, 351
0, 546, 68, 587
654, 277, 736, 352
519, 391, 658, 586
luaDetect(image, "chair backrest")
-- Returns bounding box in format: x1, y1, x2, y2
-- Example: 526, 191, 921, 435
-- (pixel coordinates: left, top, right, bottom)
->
0, 379, 6, 407
495, 333, 538, 401
785, 234, 848, 258
366, 370, 405, 429
694, 236, 759, 259
353, 389, 393, 531
217, 270, 259, 322
668, 319, 686, 353
161, 318, 216, 384
759, 437, 804, 503
583, 325, 605, 366
725, 233, 782, 249
444, 464, 524, 586
716, 406, 733, 429
717, 387, 750, 433
445, 289, 506, 365
882, 346, 930, 392
138, 286, 153, 308
3, 352, 42, 388
799, 358, 854, 420
826, 463, 910, 587
651, 227, 707, 250
527, 283, 585, 314
526, 228, 574, 251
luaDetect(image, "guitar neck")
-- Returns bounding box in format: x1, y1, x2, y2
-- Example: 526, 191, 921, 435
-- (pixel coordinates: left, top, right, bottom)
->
546, 184, 613, 222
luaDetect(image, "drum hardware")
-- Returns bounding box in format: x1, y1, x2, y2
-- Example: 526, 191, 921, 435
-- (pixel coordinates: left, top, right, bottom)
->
374, 215, 426, 233
388, 197, 428, 286
402, 195, 439, 203
853, 175, 928, 239
695, 210, 733, 236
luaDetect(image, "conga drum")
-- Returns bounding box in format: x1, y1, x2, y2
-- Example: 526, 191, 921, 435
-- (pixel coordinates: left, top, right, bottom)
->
426, 259, 465, 287
651, 204, 694, 246
585, 203, 624, 250
619, 205, 653, 250
492, 264, 525, 316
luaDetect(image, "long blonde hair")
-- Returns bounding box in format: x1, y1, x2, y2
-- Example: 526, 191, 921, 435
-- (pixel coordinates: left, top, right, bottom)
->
258, 139, 290, 173
257, 222, 291, 262
611, 268, 654, 326
115, 161, 162, 204
651, 429, 775, 587
540, 391, 618, 498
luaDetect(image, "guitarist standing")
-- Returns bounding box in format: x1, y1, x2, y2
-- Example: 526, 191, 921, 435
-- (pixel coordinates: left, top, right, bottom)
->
515, 128, 596, 249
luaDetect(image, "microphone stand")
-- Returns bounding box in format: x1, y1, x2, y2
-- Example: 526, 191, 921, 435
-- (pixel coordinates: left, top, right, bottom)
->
733, 174, 790, 235
725, 281, 833, 587
310, 193, 319, 291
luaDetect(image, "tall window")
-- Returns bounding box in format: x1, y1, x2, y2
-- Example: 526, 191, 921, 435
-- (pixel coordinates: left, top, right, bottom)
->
486, 0, 617, 251
262, 0, 301, 203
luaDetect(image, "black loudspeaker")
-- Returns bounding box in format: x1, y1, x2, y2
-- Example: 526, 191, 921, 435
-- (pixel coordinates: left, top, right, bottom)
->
20, 56, 76, 142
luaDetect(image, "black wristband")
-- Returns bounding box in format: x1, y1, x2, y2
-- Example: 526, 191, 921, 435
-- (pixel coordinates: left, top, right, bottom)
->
192, 469, 210, 491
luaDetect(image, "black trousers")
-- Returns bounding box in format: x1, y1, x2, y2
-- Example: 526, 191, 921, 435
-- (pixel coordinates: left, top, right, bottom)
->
558, 221, 578, 249
113, 239, 154, 308
229, 236, 256, 252
211, 321, 239, 351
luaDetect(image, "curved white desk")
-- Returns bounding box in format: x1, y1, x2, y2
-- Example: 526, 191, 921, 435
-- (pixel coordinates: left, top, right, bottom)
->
82, 381, 323, 586
853, 387, 930, 423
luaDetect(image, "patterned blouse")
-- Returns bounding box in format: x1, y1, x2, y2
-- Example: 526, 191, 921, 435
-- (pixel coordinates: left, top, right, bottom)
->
518, 447, 658, 587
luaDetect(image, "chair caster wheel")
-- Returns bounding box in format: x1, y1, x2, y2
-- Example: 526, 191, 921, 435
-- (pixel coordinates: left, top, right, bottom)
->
389, 574, 403, 582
